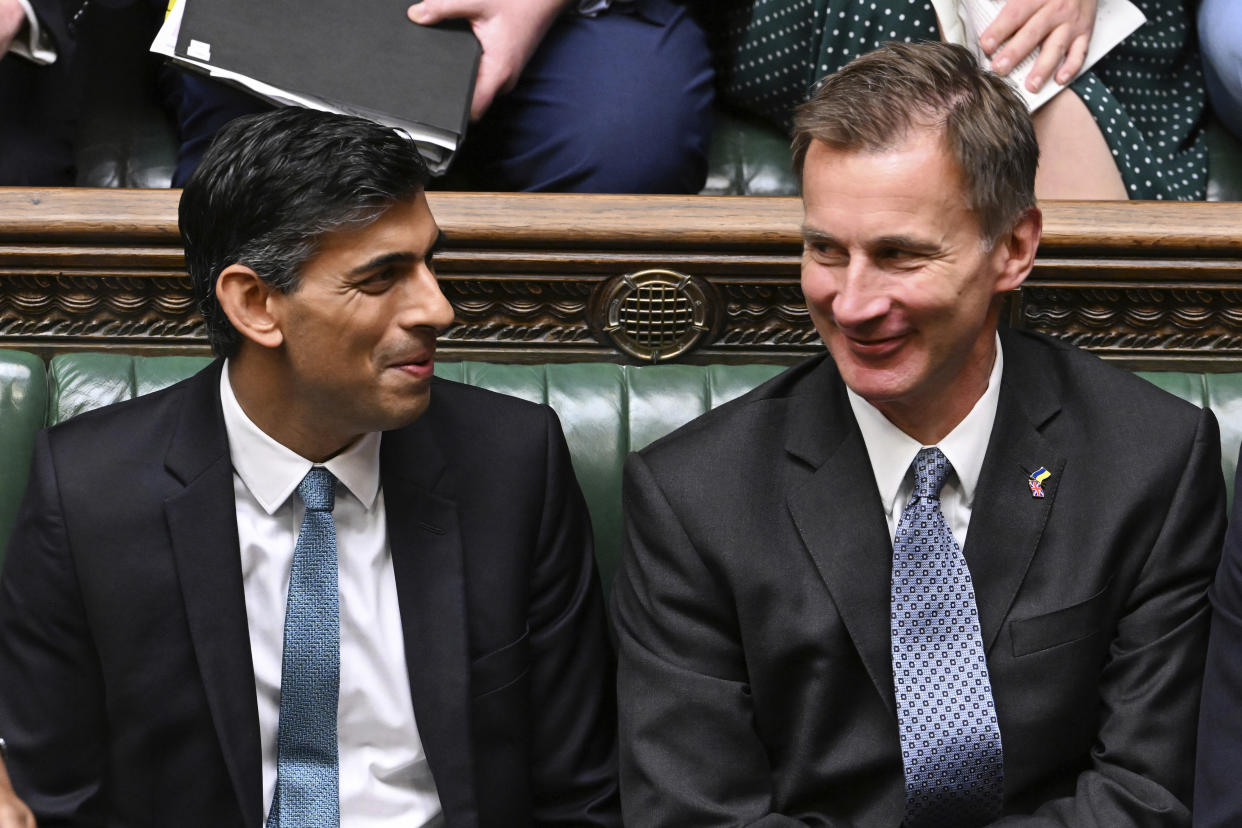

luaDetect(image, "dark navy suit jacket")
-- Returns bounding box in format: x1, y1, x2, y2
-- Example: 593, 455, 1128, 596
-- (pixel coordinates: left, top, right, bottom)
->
0, 361, 619, 827
1195, 446, 1242, 827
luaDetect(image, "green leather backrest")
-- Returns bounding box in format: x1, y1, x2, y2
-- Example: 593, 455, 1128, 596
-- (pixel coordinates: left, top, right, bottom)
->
1137, 371, 1242, 502
2, 353, 1240, 589
433, 361, 788, 592
0, 352, 47, 573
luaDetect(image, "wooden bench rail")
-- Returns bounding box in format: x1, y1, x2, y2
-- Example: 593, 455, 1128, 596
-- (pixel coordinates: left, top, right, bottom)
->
2, 188, 1241, 367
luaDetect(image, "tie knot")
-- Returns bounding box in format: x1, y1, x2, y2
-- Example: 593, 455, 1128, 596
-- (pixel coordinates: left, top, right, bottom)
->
911, 447, 952, 500
298, 467, 336, 512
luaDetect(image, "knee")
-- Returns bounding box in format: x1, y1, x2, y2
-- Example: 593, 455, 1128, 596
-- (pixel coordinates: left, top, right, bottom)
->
569, 6, 716, 192
561, 77, 715, 193
1200, 0, 1242, 86
1199, 0, 1242, 136
164, 71, 273, 186
473, 4, 717, 193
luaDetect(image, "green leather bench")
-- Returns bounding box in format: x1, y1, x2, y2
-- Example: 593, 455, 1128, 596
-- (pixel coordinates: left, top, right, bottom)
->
3, 351, 1242, 592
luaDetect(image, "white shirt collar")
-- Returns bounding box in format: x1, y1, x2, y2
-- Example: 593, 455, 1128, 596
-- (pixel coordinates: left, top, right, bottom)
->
846, 333, 1004, 512
220, 361, 381, 515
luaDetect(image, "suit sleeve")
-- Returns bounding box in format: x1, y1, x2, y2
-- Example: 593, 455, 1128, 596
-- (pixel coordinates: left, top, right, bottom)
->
993, 407, 1225, 826
1194, 439, 1242, 828
527, 408, 621, 827
611, 452, 847, 827
0, 430, 107, 827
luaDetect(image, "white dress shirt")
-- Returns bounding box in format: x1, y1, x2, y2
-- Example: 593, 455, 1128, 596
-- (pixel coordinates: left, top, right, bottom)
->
220, 363, 443, 828
11, 0, 56, 64
846, 335, 1004, 549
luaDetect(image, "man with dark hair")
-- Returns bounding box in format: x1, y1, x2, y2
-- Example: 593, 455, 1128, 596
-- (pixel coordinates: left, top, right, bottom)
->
612, 41, 1224, 826
0, 108, 619, 827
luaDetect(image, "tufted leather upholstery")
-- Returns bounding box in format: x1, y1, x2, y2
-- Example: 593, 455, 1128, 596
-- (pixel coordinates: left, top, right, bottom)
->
1, 352, 1240, 591
0, 352, 47, 572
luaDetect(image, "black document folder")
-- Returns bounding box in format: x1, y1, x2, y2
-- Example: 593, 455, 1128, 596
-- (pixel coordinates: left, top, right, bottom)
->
169, 0, 480, 172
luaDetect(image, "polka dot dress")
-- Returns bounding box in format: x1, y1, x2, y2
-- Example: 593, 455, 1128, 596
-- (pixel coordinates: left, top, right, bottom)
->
710, 0, 1208, 200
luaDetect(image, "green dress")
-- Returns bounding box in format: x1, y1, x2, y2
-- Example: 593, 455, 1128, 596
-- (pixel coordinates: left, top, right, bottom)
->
710, 0, 1208, 200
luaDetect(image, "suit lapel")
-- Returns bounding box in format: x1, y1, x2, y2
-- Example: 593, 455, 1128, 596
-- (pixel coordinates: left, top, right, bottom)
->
381, 424, 478, 827
163, 362, 263, 828
963, 331, 1065, 654
785, 361, 900, 714
785, 336, 1068, 705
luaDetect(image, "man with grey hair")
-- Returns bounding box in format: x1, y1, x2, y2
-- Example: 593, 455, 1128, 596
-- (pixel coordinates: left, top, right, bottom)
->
612, 41, 1224, 826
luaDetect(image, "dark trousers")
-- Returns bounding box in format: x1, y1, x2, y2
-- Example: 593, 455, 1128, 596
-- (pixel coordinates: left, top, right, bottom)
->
0, 52, 81, 185
0, 0, 168, 186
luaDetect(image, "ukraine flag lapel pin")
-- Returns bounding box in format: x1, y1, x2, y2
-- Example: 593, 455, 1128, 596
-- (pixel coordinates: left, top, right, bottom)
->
1028, 466, 1051, 498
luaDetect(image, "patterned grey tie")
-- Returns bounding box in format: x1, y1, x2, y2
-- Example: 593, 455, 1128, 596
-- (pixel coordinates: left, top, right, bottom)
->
891, 447, 1003, 827
268, 466, 340, 828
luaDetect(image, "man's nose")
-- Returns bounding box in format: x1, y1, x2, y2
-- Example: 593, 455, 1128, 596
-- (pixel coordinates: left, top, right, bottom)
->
830, 263, 889, 328
398, 263, 455, 333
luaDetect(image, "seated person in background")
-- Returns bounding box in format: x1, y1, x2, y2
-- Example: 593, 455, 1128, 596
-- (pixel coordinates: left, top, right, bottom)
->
0, 108, 619, 826
0, 0, 174, 186
1198, 0, 1242, 141
0, 756, 32, 828
703, 0, 1208, 200
165, 0, 715, 192
611, 40, 1225, 826
0, 0, 106, 184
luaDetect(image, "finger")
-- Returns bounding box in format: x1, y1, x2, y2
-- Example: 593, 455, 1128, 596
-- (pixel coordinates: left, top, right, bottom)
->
990, 3, 1057, 76
469, 84, 498, 122
407, 0, 485, 26
469, 54, 506, 120
0, 13, 19, 56
979, 0, 1039, 55
1055, 30, 1090, 84
0, 803, 36, 828
1026, 23, 1070, 91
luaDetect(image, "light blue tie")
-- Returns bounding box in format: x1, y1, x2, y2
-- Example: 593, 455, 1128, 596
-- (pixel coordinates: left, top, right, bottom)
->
891, 448, 1003, 827
268, 466, 340, 828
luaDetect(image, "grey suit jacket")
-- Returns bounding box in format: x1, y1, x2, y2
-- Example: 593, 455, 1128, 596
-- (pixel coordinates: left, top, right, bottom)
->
612, 328, 1225, 826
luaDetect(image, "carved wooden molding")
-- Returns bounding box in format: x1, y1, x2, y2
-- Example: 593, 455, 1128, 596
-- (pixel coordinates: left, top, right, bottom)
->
0, 270, 202, 346
1, 189, 1241, 367
1017, 284, 1242, 360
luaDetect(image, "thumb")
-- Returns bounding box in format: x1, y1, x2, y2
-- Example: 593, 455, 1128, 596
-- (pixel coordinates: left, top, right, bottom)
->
408, 0, 480, 25
469, 54, 505, 120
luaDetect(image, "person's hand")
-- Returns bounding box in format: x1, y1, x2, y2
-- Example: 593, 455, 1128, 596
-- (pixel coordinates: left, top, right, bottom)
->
0, 0, 29, 58
0, 791, 34, 828
979, 0, 1098, 93
0, 758, 35, 828
408, 0, 568, 120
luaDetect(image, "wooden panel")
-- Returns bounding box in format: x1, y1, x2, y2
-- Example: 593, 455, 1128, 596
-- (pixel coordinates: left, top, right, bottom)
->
1, 188, 1240, 367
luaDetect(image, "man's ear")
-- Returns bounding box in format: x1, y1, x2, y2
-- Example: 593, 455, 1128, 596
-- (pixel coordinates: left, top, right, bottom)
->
992, 206, 1043, 295
216, 264, 284, 350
